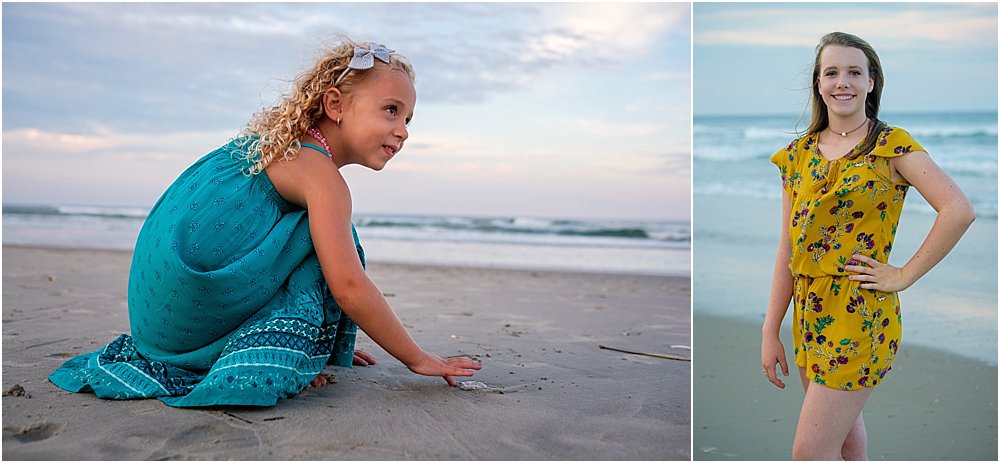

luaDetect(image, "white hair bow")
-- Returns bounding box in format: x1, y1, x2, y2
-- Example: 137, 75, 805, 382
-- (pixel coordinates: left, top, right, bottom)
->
335, 44, 395, 85
348, 45, 394, 69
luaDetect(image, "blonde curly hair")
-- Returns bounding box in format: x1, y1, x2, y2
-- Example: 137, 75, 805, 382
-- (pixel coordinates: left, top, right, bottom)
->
238, 38, 415, 175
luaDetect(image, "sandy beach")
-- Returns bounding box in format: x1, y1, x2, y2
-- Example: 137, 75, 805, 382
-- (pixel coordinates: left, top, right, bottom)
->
2, 245, 690, 460
691, 192, 998, 461
693, 314, 998, 461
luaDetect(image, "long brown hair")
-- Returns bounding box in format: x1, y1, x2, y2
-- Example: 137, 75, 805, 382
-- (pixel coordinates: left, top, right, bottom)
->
807, 32, 886, 159
238, 38, 415, 175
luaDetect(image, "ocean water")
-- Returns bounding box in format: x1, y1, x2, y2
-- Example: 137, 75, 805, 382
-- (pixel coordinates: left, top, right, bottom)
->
694, 111, 998, 217
1, 204, 690, 277
694, 111, 998, 364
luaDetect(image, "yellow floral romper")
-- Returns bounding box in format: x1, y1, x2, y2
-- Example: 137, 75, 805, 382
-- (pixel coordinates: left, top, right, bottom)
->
770, 126, 923, 391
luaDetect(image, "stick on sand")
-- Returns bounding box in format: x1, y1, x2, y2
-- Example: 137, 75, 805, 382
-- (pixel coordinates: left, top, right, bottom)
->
599, 345, 691, 362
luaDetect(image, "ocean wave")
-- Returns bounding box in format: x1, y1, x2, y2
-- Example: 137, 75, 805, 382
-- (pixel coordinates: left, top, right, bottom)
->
695, 145, 1000, 174
3, 203, 150, 219
57, 205, 150, 219
696, 114, 997, 141
905, 124, 998, 139
699, 129, 997, 143
3, 204, 690, 252
696, 182, 998, 219
354, 214, 691, 247
694, 181, 779, 201
743, 127, 796, 141
692, 145, 775, 162
904, 198, 998, 219
934, 158, 999, 176
694, 124, 796, 140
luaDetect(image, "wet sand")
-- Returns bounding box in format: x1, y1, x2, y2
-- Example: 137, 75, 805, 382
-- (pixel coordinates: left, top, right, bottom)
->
693, 313, 997, 461
2, 245, 690, 460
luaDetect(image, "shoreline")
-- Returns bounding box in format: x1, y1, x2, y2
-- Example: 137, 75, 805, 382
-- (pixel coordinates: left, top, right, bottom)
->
2, 206, 692, 279
693, 191, 998, 365
0, 243, 690, 280
693, 313, 998, 461
2, 245, 691, 460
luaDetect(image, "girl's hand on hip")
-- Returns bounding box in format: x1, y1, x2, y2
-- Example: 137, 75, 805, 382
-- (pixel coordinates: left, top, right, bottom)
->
761, 335, 789, 389
407, 352, 482, 386
845, 254, 911, 292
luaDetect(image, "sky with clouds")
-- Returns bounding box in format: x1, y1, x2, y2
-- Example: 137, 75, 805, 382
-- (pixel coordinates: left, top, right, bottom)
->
694, 2, 998, 116
2, 2, 691, 221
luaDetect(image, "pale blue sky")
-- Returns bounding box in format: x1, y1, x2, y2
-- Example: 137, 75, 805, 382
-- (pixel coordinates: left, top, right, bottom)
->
2, 2, 691, 221
694, 2, 998, 116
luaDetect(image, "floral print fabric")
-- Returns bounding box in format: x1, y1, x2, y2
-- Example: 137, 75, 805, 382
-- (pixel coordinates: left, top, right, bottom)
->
770, 126, 923, 390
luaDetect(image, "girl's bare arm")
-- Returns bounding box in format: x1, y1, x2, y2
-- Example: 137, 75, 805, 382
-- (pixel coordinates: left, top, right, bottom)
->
845, 151, 975, 291
762, 188, 795, 389
266, 150, 481, 385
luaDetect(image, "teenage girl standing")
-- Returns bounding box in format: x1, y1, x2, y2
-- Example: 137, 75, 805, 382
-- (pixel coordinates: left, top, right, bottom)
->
762, 32, 974, 460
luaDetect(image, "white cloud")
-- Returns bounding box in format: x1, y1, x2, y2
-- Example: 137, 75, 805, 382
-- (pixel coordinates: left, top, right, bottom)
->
697, 30, 815, 48
559, 117, 665, 138
5, 128, 119, 154
2, 127, 234, 206
117, 11, 296, 36
642, 71, 691, 82
3, 127, 232, 163
696, 5, 997, 49
529, 3, 688, 65
3, 3, 691, 220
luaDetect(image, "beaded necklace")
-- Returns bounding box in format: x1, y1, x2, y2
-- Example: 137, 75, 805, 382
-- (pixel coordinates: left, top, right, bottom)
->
306, 127, 331, 156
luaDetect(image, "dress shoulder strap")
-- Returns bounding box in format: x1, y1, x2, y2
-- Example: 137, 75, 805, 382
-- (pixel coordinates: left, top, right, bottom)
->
300, 143, 330, 159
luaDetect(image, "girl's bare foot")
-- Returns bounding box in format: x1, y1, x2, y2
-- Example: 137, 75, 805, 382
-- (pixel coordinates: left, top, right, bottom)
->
309, 372, 334, 388
309, 350, 375, 389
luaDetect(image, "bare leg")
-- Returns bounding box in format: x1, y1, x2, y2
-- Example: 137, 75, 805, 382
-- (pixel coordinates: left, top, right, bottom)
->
797, 369, 870, 460
841, 411, 868, 460
794, 367, 872, 460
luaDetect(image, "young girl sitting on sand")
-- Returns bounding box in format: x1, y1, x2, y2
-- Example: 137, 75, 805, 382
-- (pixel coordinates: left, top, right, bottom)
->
49, 39, 481, 407
761, 32, 974, 459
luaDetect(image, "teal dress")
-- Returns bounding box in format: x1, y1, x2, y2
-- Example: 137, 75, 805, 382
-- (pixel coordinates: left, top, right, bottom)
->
49, 139, 362, 407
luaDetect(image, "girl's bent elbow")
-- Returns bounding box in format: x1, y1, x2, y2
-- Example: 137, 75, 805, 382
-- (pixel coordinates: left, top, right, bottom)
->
964, 204, 976, 227
942, 199, 976, 230
329, 274, 370, 309
957, 201, 976, 229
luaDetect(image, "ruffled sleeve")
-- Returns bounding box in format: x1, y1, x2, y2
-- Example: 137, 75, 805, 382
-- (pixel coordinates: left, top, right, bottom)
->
869, 126, 926, 159
863, 126, 927, 186
770, 137, 803, 197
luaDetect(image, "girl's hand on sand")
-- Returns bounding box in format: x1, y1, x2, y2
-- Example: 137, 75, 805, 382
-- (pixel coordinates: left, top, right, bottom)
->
761, 335, 789, 389
845, 254, 911, 292
353, 349, 377, 367
407, 353, 482, 386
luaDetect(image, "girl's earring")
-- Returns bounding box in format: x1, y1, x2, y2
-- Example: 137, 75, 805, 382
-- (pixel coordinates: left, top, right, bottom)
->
336, 117, 341, 126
